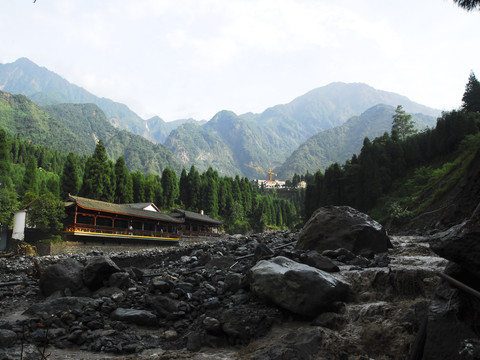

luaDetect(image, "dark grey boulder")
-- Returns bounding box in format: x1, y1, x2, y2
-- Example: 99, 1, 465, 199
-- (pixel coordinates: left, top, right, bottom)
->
0, 329, 17, 348
110, 308, 157, 326
430, 218, 480, 275
108, 272, 131, 289
422, 264, 480, 360
83, 256, 121, 291
92, 286, 126, 301
23, 297, 100, 317
144, 295, 184, 318
39, 258, 86, 297
249, 256, 350, 317
299, 250, 340, 272
297, 206, 392, 258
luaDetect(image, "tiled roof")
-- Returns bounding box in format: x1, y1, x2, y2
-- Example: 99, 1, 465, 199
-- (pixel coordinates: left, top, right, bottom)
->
170, 209, 223, 225
123, 202, 161, 212
67, 196, 183, 223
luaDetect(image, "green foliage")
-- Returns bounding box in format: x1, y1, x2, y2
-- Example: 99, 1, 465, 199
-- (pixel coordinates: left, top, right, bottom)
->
27, 192, 66, 232
304, 109, 480, 220
161, 167, 179, 209
22, 156, 39, 196
453, 0, 480, 11
39, 234, 63, 244
131, 170, 145, 203
0, 91, 180, 177
60, 152, 80, 199
80, 140, 115, 202
462, 71, 480, 113
278, 104, 436, 179
0, 187, 19, 227
0, 128, 11, 181
391, 105, 417, 141
114, 156, 133, 203
144, 173, 162, 205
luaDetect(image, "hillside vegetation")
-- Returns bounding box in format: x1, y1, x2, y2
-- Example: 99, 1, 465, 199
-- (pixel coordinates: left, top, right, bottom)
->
0, 92, 181, 175
0, 58, 440, 178
301, 85, 480, 231
165, 83, 439, 177
277, 104, 436, 179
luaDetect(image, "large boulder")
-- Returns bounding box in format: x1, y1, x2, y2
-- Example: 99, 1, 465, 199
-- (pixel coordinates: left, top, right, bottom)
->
83, 256, 121, 291
249, 256, 350, 317
429, 217, 480, 275
39, 258, 86, 297
297, 206, 391, 258
421, 264, 480, 360
421, 217, 480, 359
0, 329, 17, 348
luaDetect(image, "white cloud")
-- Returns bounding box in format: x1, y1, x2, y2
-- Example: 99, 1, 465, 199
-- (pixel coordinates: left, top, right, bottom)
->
0, 0, 478, 120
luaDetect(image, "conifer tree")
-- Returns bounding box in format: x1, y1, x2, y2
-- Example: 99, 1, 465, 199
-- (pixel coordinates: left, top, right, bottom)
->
22, 156, 39, 197
0, 129, 11, 182
114, 157, 133, 204
453, 0, 480, 11
0, 187, 19, 227
131, 170, 146, 203
161, 167, 179, 209
391, 105, 416, 141
188, 165, 201, 211
179, 168, 189, 208
80, 140, 114, 202
145, 174, 162, 205
202, 167, 219, 216
60, 152, 79, 199
462, 71, 480, 113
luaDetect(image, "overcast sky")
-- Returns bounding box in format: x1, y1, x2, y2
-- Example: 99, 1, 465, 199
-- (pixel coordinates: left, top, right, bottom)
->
0, 0, 479, 122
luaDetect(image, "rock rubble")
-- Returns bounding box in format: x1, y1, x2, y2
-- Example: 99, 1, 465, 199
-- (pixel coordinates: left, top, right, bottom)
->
0, 206, 448, 359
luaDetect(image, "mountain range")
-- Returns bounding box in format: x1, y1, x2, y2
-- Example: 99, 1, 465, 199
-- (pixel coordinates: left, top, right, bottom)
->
0, 58, 441, 179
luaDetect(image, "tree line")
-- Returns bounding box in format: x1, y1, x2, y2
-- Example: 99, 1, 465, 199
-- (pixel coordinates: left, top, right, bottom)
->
0, 132, 299, 233
302, 72, 480, 220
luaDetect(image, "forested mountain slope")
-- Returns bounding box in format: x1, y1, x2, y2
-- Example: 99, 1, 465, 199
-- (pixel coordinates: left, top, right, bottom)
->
0, 92, 181, 174
277, 104, 437, 179
0, 58, 149, 134
166, 83, 440, 178
1, 58, 441, 178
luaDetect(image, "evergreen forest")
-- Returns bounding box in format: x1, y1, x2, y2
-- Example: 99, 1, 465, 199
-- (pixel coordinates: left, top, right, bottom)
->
0, 132, 299, 234
302, 72, 480, 226
1, 72, 479, 235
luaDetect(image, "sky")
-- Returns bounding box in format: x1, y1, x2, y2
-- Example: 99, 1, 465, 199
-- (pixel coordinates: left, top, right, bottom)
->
0, 0, 479, 122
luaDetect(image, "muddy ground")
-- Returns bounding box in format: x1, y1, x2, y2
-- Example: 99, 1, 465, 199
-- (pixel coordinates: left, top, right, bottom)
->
0, 232, 447, 360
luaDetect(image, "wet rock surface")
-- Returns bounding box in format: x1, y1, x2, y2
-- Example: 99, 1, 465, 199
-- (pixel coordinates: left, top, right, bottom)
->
297, 205, 393, 258
420, 215, 480, 360
0, 229, 446, 360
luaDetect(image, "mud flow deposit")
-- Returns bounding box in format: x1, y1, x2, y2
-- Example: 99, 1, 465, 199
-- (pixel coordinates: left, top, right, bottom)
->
0, 232, 446, 360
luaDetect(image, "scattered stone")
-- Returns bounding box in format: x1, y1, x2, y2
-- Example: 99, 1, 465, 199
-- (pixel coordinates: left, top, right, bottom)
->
110, 308, 157, 326
164, 329, 178, 341
108, 272, 131, 288
203, 317, 221, 333
23, 297, 100, 317
0, 229, 449, 359
299, 250, 340, 272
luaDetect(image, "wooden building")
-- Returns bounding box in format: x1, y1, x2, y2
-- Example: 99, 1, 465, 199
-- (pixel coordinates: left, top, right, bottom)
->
169, 209, 223, 236
62, 196, 222, 244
